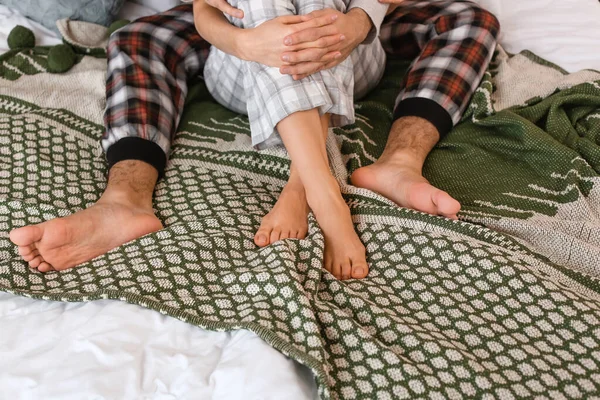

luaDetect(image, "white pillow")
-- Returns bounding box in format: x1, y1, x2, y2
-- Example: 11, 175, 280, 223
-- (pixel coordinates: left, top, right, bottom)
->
473, 0, 600, 72
129, 0, 181, 12
117, 0, 181, 20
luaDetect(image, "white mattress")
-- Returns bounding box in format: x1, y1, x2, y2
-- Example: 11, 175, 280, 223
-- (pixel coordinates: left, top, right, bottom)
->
1, 1, 599, 398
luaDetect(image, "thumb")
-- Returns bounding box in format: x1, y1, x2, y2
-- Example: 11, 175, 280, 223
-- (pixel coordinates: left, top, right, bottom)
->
215, 0, 244, 18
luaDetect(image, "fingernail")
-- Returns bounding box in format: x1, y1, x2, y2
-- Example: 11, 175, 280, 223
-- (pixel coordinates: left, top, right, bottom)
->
340, 35, 345, 41
282, 55, 290, 62
334, 52, 341, 59
284, 37, 292, 45
281, 67, 289, 74
331, 15, 338, 21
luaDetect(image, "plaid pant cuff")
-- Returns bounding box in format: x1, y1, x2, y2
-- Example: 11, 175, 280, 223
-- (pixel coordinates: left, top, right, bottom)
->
106, 137, 167, 180
393, 97, 453, 138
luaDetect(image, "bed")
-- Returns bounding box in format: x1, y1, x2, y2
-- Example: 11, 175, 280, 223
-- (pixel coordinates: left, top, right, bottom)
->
0, 1, 599, 399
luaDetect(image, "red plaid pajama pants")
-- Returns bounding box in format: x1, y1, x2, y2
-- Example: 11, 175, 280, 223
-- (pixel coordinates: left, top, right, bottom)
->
103, 1, 500, 177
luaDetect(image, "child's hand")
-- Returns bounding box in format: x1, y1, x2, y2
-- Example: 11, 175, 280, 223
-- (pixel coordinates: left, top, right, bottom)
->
204, 0, 244, 19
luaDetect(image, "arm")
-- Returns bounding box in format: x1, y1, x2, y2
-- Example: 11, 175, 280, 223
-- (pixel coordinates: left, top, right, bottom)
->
347, 0, 389, 44
191, 0, 246, 60
192, 0, 341, 68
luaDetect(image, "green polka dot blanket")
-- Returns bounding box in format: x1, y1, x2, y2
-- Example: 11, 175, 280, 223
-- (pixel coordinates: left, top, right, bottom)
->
1, 26, 600, 399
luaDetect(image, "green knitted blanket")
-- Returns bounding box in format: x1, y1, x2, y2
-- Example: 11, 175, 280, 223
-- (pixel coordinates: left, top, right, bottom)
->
1, 25, 600, 399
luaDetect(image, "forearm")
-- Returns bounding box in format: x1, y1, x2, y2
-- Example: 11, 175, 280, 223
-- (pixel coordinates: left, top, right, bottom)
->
348, 0, 389, 43
345, 8, 374, 46
192, 1, 247, 60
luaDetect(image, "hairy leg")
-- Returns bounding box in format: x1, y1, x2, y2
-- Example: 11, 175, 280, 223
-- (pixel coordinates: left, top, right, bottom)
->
10, 161, 163, 272
277, 109, 368, 280
351, 116, 461, 219
253, 114, 330, 248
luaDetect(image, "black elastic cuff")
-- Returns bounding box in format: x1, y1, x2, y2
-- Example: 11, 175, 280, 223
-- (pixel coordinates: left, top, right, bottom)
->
106, 137, 167, 180
393, 98, 454, 138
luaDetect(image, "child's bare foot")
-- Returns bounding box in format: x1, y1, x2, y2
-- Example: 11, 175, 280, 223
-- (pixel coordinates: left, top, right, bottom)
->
254, 183, 310, 247
307, 180, 368, 281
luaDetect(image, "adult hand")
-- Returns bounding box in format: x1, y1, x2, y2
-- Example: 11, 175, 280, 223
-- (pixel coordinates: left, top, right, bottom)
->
280, 8, 373, 80
239, 12, 341, 69
204, 0, 244, 19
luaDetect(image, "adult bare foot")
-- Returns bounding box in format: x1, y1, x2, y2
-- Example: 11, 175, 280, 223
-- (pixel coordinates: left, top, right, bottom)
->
351, 160, 461, 220
10, 160, 163, 272
351, 116, 461, 220
10, 201, 163, 272
308, 181, 368, 281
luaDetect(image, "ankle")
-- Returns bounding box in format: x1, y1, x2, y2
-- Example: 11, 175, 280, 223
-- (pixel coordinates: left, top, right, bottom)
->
98, 187, 154, 211
305, 178, 346, 208
376, 150, 424, 173
281, 182, 306, 197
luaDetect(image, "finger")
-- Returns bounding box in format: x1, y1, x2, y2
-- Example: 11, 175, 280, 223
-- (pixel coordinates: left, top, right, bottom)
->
321, 59, 339, 70
295, 11, 338, 27
319, 50, 343, 63
299, 9, 328, 20
286, 34, 345, 54
214, 0, 244, 18
285, 25, 341, 46
282, 48, 341, 66
280, 61, 323, 76
289, 35, 344, 52
282, 47, 327, 64
278, 15, 307, 24
292, 66, 324, 80
288, 58, 336, 80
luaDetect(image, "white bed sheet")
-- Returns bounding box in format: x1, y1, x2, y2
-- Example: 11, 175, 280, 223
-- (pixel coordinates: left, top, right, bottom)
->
0, 292, 318, 400
473, 0, 600, 73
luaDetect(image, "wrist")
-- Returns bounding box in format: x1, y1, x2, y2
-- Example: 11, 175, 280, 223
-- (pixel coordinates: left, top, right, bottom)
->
347, 8, 372, 44
235, 29, 253, 61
